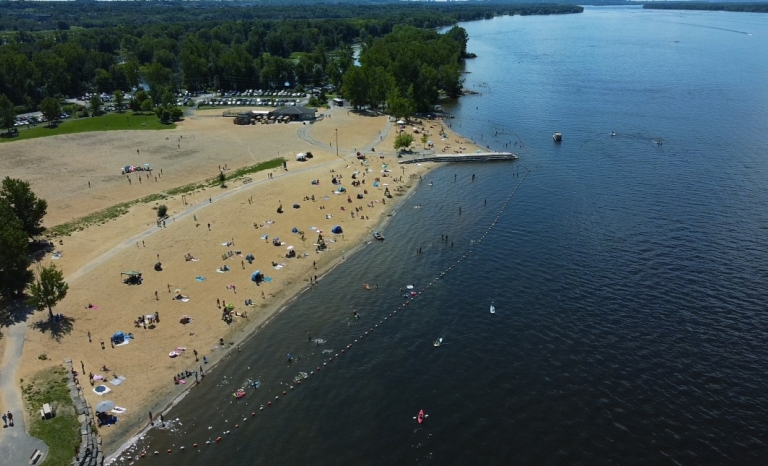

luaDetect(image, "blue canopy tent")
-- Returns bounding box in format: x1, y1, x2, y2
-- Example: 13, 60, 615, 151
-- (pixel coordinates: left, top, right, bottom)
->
251, 270, 263, 283
337, 186, 346, 193
332, 225, 343, 234
111, 331, 125, 344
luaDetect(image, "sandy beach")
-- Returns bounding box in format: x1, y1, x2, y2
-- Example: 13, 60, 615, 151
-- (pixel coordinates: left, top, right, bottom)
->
5, 106, 483, 455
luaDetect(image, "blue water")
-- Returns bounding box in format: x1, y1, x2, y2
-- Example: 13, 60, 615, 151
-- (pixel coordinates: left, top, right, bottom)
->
114, 7, 768, 465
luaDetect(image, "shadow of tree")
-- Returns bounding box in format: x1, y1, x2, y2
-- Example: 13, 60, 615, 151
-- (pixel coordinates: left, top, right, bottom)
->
0, 297, 38, 332
31, 316, 75, 342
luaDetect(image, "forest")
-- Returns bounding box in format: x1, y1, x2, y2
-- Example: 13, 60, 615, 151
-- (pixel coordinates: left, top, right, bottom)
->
643, 3, 768, 13
343, 25, 467, 115
0, 3, 584, 110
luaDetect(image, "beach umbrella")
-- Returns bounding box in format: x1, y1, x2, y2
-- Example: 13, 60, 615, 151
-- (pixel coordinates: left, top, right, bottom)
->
95, 400, 115, 413
397, 120, 405, 125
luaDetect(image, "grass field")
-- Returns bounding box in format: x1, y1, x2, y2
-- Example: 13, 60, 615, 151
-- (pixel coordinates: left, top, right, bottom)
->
22, 366, 81, 466
0, 112, 174, 144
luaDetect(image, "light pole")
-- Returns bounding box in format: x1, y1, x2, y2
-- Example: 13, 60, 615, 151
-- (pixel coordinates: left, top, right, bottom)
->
335, 128, 339, 159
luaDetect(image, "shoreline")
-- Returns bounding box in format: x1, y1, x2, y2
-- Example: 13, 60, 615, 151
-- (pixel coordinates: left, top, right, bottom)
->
102, 156, 442, 460
5, 104, 483, 463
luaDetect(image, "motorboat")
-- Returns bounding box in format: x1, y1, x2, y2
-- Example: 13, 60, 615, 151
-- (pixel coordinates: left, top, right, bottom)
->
372, 231, 385, 241
433, 338, 443, 347
553, 132, 562, 142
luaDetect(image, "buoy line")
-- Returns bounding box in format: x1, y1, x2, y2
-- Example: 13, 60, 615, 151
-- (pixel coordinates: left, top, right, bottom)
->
112, 166, 531, 464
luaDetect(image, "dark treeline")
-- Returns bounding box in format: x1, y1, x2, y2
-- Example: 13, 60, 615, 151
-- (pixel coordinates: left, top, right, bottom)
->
343, 25, 467, 115
643, 3, 768, 13
0, 3, 583, 108
0, 2, 584, 31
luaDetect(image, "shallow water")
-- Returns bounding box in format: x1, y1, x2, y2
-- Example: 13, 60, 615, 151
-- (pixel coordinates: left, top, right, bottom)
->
113, 7, 768, 465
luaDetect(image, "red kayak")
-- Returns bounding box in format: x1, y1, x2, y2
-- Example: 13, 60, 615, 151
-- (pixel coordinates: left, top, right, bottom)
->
417, 410, 424, 424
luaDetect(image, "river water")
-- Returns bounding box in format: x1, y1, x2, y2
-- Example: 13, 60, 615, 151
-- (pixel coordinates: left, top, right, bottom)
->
112, 7, 768, 465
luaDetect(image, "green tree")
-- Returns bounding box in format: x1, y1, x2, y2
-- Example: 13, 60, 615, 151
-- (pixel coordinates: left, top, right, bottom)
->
386, 90, 415, 121
0, 200, 32, 299
394, 133, 414, 151
170, 107, 184, 121
0, 177, 48, 238
113, 90, 124, 111
27, 263, 69, 322
40, 97, 61, 128
341, 66, 368, 109
89, 94, 102, 117
0, 94, 15, 134
141, 98, 154, 113
445, 26, 470, 58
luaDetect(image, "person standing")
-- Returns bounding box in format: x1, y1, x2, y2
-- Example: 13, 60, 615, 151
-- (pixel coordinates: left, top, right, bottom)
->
7, 411, 13, 426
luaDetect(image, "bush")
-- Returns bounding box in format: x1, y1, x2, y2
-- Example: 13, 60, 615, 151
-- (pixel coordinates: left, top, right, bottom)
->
157, 204, 167, 217
218, 172, 226, 185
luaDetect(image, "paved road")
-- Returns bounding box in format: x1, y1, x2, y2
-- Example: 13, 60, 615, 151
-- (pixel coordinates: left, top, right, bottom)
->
0, 322, 48, 465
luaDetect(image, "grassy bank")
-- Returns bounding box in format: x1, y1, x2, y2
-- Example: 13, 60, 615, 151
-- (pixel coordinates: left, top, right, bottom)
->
48, 157, 284, 237
0, 112, 174, 144
22, 366, 80, 466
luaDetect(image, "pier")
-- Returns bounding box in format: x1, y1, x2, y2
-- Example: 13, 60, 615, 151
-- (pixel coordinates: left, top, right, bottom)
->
397, 152, 518, 164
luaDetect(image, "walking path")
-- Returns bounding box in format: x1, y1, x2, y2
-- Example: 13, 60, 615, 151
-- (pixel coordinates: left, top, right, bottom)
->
0, 321, 48, 465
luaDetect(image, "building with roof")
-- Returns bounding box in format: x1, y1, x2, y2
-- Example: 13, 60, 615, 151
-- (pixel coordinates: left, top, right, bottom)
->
270, 106, 317, 121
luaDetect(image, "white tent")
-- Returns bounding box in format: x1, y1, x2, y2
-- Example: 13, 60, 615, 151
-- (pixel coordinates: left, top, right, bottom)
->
295, 153, 307, 161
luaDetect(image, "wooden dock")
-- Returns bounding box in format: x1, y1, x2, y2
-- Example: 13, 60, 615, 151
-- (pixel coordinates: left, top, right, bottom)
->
397, 152, 518, 164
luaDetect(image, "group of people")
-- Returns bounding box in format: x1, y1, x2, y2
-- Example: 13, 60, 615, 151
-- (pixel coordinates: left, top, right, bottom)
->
134, 312, 158, 328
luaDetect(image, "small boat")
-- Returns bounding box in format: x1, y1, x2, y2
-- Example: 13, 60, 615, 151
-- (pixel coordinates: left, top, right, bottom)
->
553, 132, 562, 142
372, 231, 385, 241
234, 389, 246, 399
490, 303, 496, 314
417, 410, 425, 424
433, 338, 443, 347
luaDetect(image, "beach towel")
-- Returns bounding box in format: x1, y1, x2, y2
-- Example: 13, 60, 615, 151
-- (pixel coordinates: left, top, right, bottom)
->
93, 385, 111, 396
216, 269, 226, 274
195, 276, 205, 282
263, 277, 273, 282
260, 235, 268, 240
111, 407, 127, 414
52, 252, 62, 259
109, 377, 124, 386
310, 226, 317, 231
86, 305, 99, 310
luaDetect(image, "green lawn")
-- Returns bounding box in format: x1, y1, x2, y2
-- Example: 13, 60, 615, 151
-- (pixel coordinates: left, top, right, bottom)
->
1, 112, 175, 144
22, 366, 81, 466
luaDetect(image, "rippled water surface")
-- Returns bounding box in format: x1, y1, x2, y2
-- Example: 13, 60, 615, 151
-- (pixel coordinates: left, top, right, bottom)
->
117, 7, 768, 465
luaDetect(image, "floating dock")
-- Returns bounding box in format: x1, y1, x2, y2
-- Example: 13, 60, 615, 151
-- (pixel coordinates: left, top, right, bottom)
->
397, 152, 518, 164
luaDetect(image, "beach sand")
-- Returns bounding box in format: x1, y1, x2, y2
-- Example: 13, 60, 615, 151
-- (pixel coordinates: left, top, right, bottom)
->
8, 106, 484, 454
